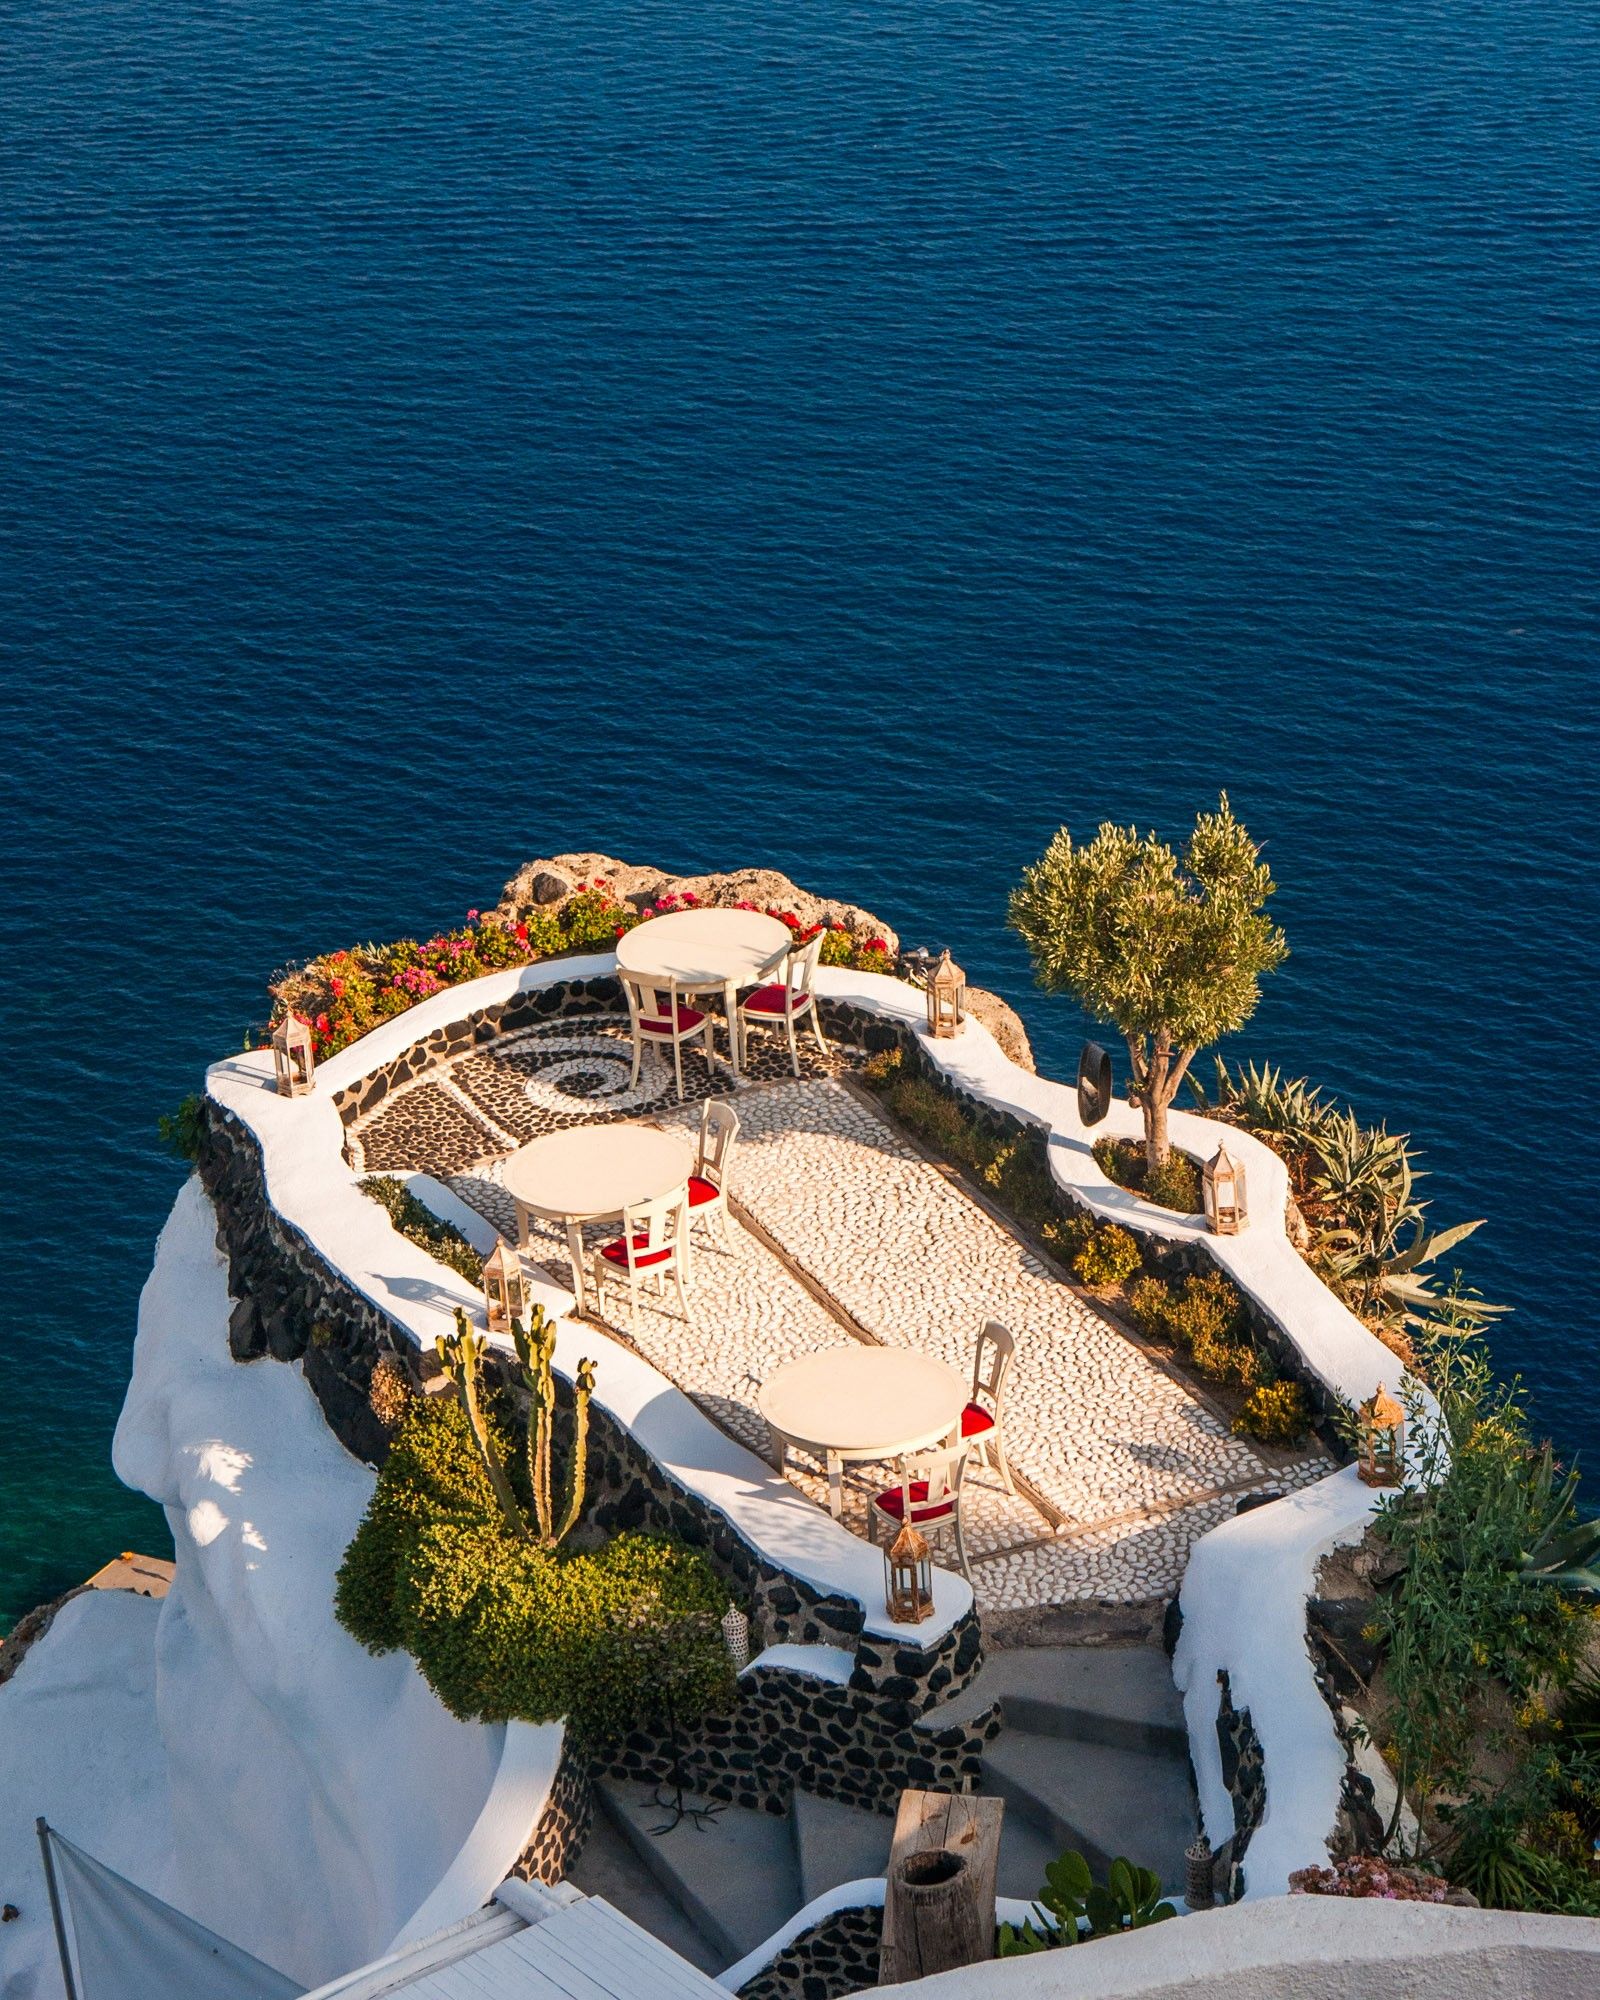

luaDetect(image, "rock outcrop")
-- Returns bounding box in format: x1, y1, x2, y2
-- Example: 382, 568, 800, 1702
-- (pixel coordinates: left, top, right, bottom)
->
495, 852, 899, 955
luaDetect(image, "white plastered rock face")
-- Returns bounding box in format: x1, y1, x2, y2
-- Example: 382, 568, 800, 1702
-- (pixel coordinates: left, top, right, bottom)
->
0, 1174, 556, 1995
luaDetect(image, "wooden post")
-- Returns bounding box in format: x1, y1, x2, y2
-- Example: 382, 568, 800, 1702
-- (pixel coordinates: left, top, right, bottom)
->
878, 1788, 1002, 1986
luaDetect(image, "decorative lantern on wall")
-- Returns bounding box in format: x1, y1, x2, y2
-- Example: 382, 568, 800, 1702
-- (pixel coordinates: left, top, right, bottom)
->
1202, 1144, 1248, 1235
1077, 1042, 1113, 1127
926, 951, 966, 1039
481, 1239, 529, 1337
885, 1519, 934, 1624
721, 1602, 751, 1671
1357, 1384, 1406, 1488
271, 1012, 315, 1098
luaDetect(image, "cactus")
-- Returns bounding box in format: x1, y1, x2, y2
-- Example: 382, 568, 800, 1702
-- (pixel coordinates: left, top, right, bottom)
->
513, 1307, 597, 1549
435, 1308, 525, 1538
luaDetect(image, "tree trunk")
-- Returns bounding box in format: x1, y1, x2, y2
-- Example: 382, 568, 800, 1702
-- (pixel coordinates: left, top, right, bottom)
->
1145, 1089, 1170, 1169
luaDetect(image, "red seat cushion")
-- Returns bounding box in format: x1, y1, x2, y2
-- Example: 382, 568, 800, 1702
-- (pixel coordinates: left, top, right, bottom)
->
639, 1004, 706, 1034
872, 1481, 956, 1524
960, 1402, 995, 1438
600, 1234, 674, 1268
742, 983, 813, 1017
687, 1175, 721, 1207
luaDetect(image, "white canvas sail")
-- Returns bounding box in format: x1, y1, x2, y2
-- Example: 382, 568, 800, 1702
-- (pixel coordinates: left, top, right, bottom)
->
39, 1821, 299, 2000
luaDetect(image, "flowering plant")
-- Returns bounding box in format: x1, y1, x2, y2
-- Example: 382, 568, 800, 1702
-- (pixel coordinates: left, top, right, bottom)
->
1288, 1856, 1454, 1902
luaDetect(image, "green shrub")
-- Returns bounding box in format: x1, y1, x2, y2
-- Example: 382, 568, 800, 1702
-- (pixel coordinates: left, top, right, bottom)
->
337, 1398, 734, 1742
1128, 1271, 1262, 1390
1092, 1137, 1202, 1214
1071, 1224, 1142, 1289
1143, 1152, 1202, 1213
362, 1176, 483, 1283
157, 1092, 206, 1162
1233, 1379, 1311, 1444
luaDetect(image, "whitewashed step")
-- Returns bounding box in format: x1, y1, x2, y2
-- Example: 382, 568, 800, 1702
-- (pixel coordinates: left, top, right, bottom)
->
937, 1644, 1187, 1755
566, 1803, 724, 1975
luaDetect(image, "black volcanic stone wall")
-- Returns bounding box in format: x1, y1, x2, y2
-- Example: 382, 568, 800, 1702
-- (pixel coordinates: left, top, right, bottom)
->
736, 1902, 883, 2000
1213, 1668, 1266, 1899
331, 974, 622, 1125
513, 1737, 594, 1885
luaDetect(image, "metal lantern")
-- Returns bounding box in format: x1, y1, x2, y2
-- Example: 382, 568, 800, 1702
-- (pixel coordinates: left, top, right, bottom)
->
1202, 1143, 1248, 1235
1357, 1384, 1406, 1488
481, 1239, 528, 1337
926, 951, 966, 1039
721, 1602, 751, 1671
271, 1012, 316, 1097
1077, 1042, 1113, 1127
885, 1520, 934, 1624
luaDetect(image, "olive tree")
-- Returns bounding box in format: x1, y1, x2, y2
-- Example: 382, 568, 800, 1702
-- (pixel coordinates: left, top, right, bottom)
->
1008, 795, 1287, 1168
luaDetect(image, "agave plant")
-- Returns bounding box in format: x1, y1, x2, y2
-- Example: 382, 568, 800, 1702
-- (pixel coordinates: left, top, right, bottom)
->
1187, 1056, 1334, 1143
996, 1849, 1175, 1954
1515, 1445, 1600, 1594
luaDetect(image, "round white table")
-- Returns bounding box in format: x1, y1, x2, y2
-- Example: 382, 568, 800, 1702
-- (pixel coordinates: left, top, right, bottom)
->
502, 1123, 693, 1316
757, 1347, 969, 1519
616, 907, 793, 1076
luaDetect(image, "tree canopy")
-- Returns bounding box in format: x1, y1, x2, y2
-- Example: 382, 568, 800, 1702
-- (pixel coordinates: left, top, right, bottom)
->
1008, 795, 1288, 1163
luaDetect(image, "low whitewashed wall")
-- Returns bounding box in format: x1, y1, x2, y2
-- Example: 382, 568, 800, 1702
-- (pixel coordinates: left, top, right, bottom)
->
204, 960, 973, 1645
212, 953, 1430, 1891
875, 1896, 1600, 2000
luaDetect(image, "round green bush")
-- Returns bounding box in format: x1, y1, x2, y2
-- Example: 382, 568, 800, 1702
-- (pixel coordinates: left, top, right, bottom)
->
1071, 1224, 1143, 1289
336, 1398, 734, 1742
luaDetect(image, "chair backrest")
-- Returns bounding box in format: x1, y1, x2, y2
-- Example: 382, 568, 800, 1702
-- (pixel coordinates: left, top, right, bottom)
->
901, 1443, 969, 1511
781, 928, 824, 999
696, 1098, 741, 1188
619, 1190, 686, 1269
622, 971, 677, 1027
971, 1318, 1016, 1413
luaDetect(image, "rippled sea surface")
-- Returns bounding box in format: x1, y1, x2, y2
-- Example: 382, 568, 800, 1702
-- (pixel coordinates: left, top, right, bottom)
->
3, 1, 1598, 1623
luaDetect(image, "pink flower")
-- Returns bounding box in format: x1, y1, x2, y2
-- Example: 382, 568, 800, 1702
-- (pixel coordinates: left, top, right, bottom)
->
467, 908, 479, 921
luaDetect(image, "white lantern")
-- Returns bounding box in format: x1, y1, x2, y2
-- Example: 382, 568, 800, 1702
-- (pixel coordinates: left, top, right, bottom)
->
926, 952, 966, 1039
481, 1239, 529, 1337
1202, 1144, 1247, 1234
271, 1013, 315, 1097
721, 1603, 750, 1670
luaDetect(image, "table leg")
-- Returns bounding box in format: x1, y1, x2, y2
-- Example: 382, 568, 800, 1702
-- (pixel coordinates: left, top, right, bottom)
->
565, 1220, 587, 1316
516, 1200, 531, 1251
827, 1450, 844, 1519
725, 979, 742, 1077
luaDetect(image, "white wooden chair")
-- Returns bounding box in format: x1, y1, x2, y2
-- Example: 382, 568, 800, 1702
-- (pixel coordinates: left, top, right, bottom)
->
592, 1188, 692, 1327
687, 1098, 740, 1252
622, 971, 717, 1101
868, 1445, 972, 1581
738, 929, 828, 1076
961, 1318, 1017, 1495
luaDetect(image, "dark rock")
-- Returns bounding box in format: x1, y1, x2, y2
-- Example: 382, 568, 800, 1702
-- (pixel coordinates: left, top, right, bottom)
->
227, 1294, 265, 1361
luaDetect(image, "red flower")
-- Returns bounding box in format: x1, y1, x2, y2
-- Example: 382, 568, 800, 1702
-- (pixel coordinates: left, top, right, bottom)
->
329, 977, 346, 998
315, 1013, 330, 1034
614, 924, 625, 936
514, 922, 529, 944
864, 938, 888, 953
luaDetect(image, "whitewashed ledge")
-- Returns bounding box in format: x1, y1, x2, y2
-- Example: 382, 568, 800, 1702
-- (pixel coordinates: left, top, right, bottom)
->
206, 951, 1435, 1882
812, 965, 1441, 1892
203, 956, 971, 1645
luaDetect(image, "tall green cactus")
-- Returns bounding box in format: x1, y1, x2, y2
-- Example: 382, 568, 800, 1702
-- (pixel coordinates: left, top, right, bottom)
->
435, 1308, 525, 1537
513, 1307, 597, 1548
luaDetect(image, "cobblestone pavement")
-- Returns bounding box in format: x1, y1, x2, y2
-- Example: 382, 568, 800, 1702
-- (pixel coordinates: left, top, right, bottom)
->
349, 1020, 1331, 1609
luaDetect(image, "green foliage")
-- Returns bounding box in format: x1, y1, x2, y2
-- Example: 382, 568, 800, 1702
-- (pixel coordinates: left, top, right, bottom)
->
1234, 1379, 1312, 1445
362, 1177, 484, 1283
514, 1309, 597, 1549
335, 1397, 733, 1741
1069, 1223, 1143, 1289
157, 1092, 206, 1163
1130, 1271, 1264, 1393
997, 1849, 1176, 1954
1009, 795, 1287, 1165
1188, 1057, 1334, 1143
1092, 1137, 1203, 1215
1371, 1326, 1597, 1874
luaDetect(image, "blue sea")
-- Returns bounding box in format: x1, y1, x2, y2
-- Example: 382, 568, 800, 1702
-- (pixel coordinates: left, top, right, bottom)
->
4, 0, 1598, 1626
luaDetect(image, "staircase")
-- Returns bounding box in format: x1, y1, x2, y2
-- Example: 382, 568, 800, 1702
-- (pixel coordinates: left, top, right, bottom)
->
566, 1643, 1197, 1978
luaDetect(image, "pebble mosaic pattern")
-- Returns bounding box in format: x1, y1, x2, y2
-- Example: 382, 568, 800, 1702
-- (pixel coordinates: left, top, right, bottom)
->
349, 1021, 1331, 1609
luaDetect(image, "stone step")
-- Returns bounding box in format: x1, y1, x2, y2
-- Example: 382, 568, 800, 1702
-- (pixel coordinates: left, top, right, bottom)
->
937, 1644, 1187, 1755
595, 1778, 803, 1969
980, 1733, 1195, 1895
565, 1806, 725, 1976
